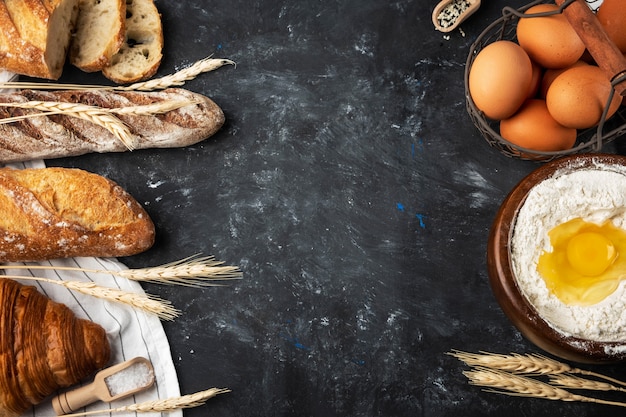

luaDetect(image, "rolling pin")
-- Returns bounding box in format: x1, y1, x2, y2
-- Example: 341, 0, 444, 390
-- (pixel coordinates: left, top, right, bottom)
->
554, 0, 626, 96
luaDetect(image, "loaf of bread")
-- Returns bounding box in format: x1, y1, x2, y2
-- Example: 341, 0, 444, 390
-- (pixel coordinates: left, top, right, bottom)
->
0, 278, 111, 417
102, 0, 163, 83
0, 0, 79, 79
70, 0, 126, 72
0, 87, 225, 163
0, 167, 155, 262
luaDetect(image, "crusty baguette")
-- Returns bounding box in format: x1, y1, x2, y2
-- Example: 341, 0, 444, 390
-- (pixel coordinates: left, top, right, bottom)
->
0, 87, 225, 163
0, 167, 155, 262
102, 0, 163, 83
0, 0, 79, 79
70, 0, 126, 72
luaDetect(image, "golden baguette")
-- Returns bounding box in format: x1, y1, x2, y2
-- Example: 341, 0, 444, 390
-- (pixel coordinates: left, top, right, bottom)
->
0, 167, 154, 262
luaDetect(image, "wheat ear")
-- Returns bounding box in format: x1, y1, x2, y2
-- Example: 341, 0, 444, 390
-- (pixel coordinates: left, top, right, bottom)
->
115, 255, 243, 286
123, 57, 236, 91
0, 101, 136, 150
2, 255, 243, 286
59, 388, 231, 417
110, 98, 201, 115
549, 374, 626, 393
0, 56, 236, 92
448, 350, 626, 387
1, 276, 179, 320
464, 367, 626, 407
448, 350, 571, 375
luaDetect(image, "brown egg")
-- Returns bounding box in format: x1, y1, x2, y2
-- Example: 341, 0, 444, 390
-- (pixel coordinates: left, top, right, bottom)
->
469, 40, 533, 120
539, 60, 588, 98
597, 0, 626, 54
526, 59, 542, 99
517, 4, 585, 69
546, 65, 621, 129
500, 99, 577, 152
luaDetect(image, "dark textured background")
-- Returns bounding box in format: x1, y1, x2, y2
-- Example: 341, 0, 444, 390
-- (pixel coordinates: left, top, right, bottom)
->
48, 0, 626, 415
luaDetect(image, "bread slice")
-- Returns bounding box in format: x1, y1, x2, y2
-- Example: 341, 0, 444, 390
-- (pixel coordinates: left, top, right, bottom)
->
70, 0, 126, 72
0, 0, 79, 79
102, 0, 163, 84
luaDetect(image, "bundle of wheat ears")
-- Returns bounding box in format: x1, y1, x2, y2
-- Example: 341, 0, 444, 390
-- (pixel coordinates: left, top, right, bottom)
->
0, 56, 236, 149
449, 350, 626, 408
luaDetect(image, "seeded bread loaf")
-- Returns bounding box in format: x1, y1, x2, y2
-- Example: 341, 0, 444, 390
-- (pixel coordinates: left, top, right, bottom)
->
102, 0, 163, 83
70, 0, 126, 72
0, 166, 155, 262
0, 0, 79, 79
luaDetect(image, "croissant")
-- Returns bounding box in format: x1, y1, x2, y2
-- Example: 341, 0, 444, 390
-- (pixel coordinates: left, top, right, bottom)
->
0, 278, 111, 417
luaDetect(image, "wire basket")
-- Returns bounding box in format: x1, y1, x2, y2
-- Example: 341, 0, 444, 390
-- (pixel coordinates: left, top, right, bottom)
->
465, 0, 626, 161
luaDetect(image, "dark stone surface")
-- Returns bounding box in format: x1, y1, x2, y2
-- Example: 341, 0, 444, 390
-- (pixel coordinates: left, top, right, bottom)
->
47, 0, 626, 415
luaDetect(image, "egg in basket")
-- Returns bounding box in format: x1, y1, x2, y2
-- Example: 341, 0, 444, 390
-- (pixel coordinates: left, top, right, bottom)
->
465, 0, 626, 161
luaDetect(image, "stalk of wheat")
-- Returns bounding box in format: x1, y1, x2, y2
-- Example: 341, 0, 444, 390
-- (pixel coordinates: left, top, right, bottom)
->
124, 57, 236, 91
0, 101, 136, 150
463, 367, 626, 407
59, 387, 231, 416
0, 56, 235, 92
1, 275, 180, 320
549, 374, 626, 392
449, 350, 626, 387
1, 255, 243, 286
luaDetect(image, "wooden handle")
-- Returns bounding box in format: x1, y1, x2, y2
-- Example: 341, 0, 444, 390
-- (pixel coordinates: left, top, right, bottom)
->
51, 383, 99, 415
555, 0, 626, 96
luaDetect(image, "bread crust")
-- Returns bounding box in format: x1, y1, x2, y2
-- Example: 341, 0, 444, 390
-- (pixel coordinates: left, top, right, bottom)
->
0, 87, 225, 163
0, 167, 155, 262
0, 0, 79, 79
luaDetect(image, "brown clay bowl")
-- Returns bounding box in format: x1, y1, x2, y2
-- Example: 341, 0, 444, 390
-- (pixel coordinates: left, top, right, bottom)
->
487, 153, 626, 364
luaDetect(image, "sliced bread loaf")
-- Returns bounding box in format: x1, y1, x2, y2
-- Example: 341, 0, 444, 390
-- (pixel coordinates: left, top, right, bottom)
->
102, 0, 163, 84
0, 0, 79, 79
70, 0, 126, 72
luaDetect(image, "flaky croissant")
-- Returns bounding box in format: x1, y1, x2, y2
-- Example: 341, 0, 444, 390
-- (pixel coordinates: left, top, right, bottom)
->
0, 278, 111, 417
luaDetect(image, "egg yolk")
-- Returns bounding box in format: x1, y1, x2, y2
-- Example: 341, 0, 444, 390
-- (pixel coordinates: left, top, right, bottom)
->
536, 218, 626, 306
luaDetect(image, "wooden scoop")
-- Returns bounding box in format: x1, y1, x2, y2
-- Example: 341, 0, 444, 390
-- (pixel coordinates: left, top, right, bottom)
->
432, 0, 481, 33
52, 357, 155, 415
554, 0, 626, 96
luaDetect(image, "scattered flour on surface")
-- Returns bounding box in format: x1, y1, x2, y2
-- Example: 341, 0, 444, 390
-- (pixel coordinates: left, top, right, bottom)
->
511, 160, 626, 342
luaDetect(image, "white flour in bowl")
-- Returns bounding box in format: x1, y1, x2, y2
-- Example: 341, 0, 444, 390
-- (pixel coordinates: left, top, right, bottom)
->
511, 160, 626, 342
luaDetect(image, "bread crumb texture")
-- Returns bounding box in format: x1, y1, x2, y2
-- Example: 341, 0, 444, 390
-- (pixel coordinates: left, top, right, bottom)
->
102, 0, 163, 83
70, 0, 126, 72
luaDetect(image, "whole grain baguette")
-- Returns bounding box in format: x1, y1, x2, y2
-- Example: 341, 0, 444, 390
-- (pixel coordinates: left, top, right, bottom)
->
0, 0, 79, 79
0, 166, 154, 262
0, 87, 225, 163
